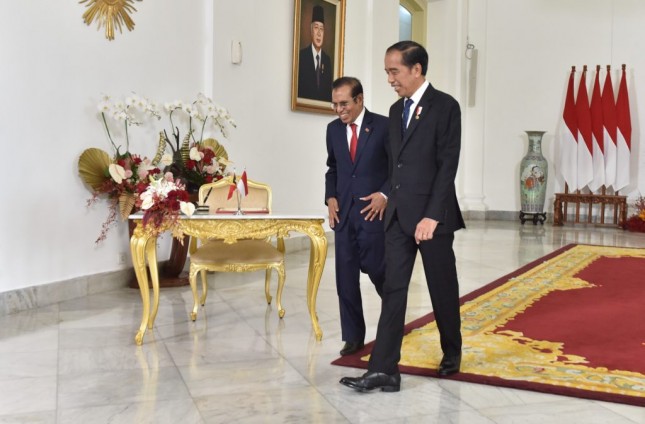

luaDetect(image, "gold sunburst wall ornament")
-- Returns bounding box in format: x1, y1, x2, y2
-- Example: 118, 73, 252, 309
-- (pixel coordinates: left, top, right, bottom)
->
79, 0, 142, 41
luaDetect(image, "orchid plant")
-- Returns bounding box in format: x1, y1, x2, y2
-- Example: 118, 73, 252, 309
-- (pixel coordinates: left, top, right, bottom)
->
98, 93, 161, 155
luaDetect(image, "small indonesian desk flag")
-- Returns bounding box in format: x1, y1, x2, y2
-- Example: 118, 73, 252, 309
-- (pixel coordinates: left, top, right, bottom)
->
576, 66, 594, 191
237, 170, 248, 198
601, 65, 618, 189
558, 66, 578, 190
227, 171, 249, 200
588, 66, 605, 191
614, 64, 632, 191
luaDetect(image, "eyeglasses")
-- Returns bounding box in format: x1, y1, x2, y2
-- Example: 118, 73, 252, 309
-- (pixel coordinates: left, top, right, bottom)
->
330, 97, 357, 111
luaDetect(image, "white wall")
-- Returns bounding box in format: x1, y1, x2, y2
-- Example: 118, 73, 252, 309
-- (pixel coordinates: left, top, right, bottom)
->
0, 1, 209, 292
430, 0, 645, 212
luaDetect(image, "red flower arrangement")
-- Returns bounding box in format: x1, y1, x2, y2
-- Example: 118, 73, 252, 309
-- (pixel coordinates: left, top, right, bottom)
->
80, 149, 162, 243
136, 173, 195, 236
624, 196, 645, 232
182, 142, 226, 189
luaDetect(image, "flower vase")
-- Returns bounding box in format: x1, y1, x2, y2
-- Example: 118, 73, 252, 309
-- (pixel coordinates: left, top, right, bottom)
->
519, 131, 548, 224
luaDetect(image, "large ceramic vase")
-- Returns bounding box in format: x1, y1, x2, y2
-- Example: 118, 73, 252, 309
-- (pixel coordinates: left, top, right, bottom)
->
519, 131, 548, 214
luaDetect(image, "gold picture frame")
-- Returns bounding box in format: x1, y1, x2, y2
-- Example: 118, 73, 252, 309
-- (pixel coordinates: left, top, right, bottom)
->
291, 0, 346, 114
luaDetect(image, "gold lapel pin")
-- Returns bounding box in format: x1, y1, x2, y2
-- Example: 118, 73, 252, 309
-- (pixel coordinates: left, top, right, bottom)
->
365, 128, 370, 133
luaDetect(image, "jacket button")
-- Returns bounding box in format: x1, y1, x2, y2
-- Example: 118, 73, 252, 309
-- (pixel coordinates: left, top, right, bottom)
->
395, 184, 400, 189
397, 162, 403, 168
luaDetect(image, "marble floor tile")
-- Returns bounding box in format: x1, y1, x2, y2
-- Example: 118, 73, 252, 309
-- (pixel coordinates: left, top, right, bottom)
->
0, 221, 643, 423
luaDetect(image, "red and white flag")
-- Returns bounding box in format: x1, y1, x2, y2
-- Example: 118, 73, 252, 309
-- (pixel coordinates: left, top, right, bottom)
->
557, 66, 578, 190
226, 175, 237, 200
601, 65, 617, 189
237, 170, 248, 198
576, 66, 593, 191
588, 66, 605, 191
615, 64, 631, 191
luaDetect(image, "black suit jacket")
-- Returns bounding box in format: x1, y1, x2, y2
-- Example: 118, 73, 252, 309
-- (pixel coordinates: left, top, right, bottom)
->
385, 83, 465, 236
325, 109, 390, 231
298, 45, 333, 102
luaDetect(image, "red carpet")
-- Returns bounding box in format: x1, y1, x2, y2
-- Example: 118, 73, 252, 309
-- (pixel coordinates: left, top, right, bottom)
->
332, 244, 645, 406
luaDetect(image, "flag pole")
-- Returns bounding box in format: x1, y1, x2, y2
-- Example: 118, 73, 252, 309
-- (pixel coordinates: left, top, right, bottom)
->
235, 172, 243, 215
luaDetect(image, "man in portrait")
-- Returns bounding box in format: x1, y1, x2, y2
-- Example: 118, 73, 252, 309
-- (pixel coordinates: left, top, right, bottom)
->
298, 4, 333, 102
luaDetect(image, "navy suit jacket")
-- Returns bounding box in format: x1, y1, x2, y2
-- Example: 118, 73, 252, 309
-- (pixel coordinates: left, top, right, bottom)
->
325, 109, 390, 232
298, 45, 333, 102
385, 83, 465, 236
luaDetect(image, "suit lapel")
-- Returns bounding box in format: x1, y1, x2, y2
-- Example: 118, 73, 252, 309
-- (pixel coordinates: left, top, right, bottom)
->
391, 99, 404, 158
401, 85, 435, 148
333, 120, 353, 165
353, 109, 374, 166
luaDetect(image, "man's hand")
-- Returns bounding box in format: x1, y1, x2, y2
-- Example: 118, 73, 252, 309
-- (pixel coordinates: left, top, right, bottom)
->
327, 197, 340, 228
415, 218, 438, 244
359, 193, 387, 221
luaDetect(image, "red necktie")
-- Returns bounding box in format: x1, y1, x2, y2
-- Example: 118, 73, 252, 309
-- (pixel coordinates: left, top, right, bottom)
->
349, 123, 358, 162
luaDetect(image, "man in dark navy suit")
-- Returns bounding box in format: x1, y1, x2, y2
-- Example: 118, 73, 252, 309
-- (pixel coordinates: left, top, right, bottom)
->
340, 41, 465, 392
325, 76, 390, 356
298, 5, 333, 102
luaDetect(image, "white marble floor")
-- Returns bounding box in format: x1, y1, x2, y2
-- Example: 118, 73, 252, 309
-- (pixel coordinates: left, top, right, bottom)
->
1, 221, 644, 423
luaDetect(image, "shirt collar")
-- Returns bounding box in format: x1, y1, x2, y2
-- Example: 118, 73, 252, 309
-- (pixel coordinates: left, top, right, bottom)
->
348, 107, 366, 131
407, 80, 429, 107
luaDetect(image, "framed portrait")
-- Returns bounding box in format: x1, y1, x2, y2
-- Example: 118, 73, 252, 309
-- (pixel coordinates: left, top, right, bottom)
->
291, 0, 346, 114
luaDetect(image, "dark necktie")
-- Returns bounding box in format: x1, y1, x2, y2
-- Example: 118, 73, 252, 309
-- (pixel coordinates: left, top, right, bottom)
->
349, 123, 358, 162
401, 98, 414, 136
315, 54, 321, 88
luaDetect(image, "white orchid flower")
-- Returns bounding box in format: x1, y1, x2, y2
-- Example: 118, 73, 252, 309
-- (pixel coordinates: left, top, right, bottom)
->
97, 101, 111, 113
108, 163, 126, 184
189, 147, 204, 161
180, 201, 195, 216
160, 153, 173, 167
137, 158, 156, 180
140, 193, 154, 210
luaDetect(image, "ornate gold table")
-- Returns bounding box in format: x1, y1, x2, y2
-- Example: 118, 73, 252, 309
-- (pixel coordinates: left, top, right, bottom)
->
129, 213, 328, 345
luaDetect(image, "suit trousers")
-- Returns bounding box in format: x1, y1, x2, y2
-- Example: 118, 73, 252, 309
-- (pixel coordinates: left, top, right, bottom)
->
334, 200, 385, 342
368, 217, 462, 375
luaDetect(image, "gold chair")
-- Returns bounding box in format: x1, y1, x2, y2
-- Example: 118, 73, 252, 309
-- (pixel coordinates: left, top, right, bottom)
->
187, 175, 286, 321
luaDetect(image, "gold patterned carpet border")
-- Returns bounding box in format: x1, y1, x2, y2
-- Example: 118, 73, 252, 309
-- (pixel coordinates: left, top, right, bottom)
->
332, 244, 645, 407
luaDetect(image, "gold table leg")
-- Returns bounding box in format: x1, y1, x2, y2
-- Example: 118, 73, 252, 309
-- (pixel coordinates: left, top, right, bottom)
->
304, 225, 328, 341
131, 229, 151, 346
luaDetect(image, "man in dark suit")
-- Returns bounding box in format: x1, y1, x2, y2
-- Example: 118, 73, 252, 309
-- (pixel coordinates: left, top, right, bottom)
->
298, 5, 333, 102
340, 41, 465, 392
325, 76, 390, 356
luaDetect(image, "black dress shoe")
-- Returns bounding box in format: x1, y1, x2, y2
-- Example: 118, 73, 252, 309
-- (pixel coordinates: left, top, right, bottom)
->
339, 371, 401, 392
437, 354, 461, 376
340, 341, 364, 356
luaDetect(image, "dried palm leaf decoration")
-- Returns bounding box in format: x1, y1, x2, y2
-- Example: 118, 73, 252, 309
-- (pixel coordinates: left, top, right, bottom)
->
78, 148, 111, 191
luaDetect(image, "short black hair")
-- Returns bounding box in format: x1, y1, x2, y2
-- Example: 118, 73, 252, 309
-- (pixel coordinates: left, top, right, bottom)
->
386, 41, 428, 75
332, 76, 364, 98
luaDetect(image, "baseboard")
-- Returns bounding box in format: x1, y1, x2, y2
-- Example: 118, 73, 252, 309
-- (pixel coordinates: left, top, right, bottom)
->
0, 268, 134, 316
463, 210, 552, 222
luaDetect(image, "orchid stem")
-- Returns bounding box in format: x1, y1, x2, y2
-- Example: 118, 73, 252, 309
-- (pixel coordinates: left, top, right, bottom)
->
101, 112, 119, 154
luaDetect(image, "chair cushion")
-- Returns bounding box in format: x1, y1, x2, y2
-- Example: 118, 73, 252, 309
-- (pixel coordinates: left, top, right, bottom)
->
191, 240, 283, 266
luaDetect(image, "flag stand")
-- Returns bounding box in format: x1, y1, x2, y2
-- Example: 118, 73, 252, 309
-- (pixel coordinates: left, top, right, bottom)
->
553, 184, 626, 227
235, 190, 244, 215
